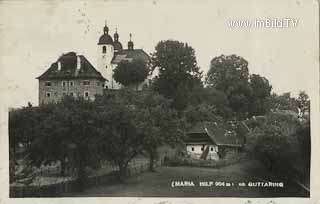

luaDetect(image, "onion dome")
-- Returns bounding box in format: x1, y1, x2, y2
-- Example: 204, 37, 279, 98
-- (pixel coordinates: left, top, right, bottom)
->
113, 29, 123, 52
98, 23, 113, 45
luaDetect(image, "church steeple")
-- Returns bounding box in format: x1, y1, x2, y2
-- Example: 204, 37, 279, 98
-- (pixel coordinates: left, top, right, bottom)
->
128, 33, 134, 50
103, 20, 109, 34
114, 28, 119, 41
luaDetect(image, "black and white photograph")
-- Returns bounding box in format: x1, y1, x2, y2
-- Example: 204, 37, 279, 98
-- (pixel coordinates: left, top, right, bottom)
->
0, 0, 319, 203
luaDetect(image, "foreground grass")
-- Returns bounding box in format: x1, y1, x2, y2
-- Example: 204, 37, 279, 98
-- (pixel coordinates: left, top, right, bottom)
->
64, 160, 308, 197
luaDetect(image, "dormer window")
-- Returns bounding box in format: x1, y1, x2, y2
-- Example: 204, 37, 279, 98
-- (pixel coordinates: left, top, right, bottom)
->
102, 46, 106, 53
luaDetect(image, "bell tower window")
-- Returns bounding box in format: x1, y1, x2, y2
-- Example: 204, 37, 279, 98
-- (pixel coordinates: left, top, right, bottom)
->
102, 46, 106, 53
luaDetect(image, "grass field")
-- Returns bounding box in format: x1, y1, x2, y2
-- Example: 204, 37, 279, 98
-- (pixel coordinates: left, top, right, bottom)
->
65, 159, 308, 197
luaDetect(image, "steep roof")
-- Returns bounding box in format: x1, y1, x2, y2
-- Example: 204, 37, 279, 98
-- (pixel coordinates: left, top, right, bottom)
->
111, 49, 149, 64
37, 52, 106, 81
185, 121, 245, 147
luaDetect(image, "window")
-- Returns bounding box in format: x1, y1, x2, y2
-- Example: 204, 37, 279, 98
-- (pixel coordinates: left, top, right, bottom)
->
83, 80, 90, 86
84, 91, 89, 97
62, 81, 67, 87
45, 81, 52, 86
210, 147, 214, 152
191, 147, 194, 151
102, 46, 106, 53
62, 92, 67, 96
70, 81, 74, 87
201, 147, 204, 151
70, 92, 74, 97
46, 92, 51, 97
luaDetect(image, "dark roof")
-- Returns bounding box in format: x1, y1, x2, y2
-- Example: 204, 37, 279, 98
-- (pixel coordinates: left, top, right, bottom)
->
111, 49, 149, 64
98, 33, 113, 45
113, 41, 123, 52
185, 122, 245, 147
37, 52, 106, 81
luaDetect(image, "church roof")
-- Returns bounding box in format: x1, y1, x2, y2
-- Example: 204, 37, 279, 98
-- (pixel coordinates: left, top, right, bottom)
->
37, 52, 106, 81
111, 49, 149, 64
113, 41, 123, 52
98, 33, 114, 45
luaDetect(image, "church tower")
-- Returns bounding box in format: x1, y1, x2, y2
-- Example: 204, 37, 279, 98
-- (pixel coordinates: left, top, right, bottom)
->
97, 22, 114, 89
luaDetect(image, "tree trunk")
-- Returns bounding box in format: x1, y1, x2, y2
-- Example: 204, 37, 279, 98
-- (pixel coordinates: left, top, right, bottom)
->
60, 159, 66, 177
118, 163, 127, 182
149, 153, 156, 172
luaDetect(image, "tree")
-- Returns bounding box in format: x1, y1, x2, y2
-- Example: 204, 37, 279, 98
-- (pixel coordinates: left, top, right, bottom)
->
248, 74, 272, 116
113, 59, 149, 89
132, 91, 185, 171
270, 92, 297, 111
24, 96, 101, 189
94, 91, 145, 180
296, 91, 310, 117
206, 54, 249, 93
206, 55, 252, 119
150, 40, 203, 111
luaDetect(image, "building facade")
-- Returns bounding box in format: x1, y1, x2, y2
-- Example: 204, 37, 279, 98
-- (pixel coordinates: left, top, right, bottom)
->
37, 52, 106, 105
37, 23, 150, 105
97, 24, 150, 89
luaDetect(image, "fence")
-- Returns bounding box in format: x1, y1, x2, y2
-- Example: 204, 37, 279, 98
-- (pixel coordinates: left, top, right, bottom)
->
10, 159, 160, 197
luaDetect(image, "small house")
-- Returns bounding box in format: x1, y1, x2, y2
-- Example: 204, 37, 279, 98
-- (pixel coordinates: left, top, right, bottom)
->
185, 122, 246, 160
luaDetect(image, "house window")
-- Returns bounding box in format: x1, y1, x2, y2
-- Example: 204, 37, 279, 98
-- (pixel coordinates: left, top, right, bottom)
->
45, 81, 52, 86
201, 147, 204, 151
84, 91, 89, 97
102, 46, 106, 53
70, 92, 74, 97
83, 80, 90, 86
70, 81, 74, 87
46, 92, 51, 97
210, 147, 214, 151
191, 147, 194, 151
62, 81, 67, 87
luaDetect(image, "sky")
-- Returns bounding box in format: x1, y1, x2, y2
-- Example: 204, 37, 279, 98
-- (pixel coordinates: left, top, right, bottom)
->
0, 0, 318, 108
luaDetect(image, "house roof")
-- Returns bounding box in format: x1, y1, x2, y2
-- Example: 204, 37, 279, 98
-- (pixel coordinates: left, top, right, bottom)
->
37, 52, 106, 81
185, 121, 245, 147
111, 49, 149, 64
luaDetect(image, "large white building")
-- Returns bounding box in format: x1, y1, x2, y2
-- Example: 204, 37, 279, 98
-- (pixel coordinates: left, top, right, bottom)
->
97, 23, 150, 89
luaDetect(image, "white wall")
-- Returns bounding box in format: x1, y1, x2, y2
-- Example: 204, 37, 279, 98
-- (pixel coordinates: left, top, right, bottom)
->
186, 144, 219, 160
97, 44, 114, 88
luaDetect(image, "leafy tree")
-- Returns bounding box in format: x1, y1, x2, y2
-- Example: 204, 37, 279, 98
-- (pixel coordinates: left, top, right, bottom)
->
23, 97, 101, 189
246, 113, 302, 173
206, 54, 249, 93
188, 86, 233, 118
113, 59, 149, 89
296, 91, 310, 117
183, 103, 223, 130
132, 91, 185, 171
270, 92, 297, 111
206, 55, 252, 119
94, 92, 145, 180
248, 74, 272, 116
150, 40, 203, 111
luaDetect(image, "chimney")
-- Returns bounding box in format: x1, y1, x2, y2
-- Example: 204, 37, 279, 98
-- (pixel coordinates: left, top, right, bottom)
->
76, 56, 81, 70
57, 61, 61, 71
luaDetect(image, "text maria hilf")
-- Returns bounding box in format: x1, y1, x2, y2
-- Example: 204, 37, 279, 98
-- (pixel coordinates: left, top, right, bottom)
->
171, 181, 284, 188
